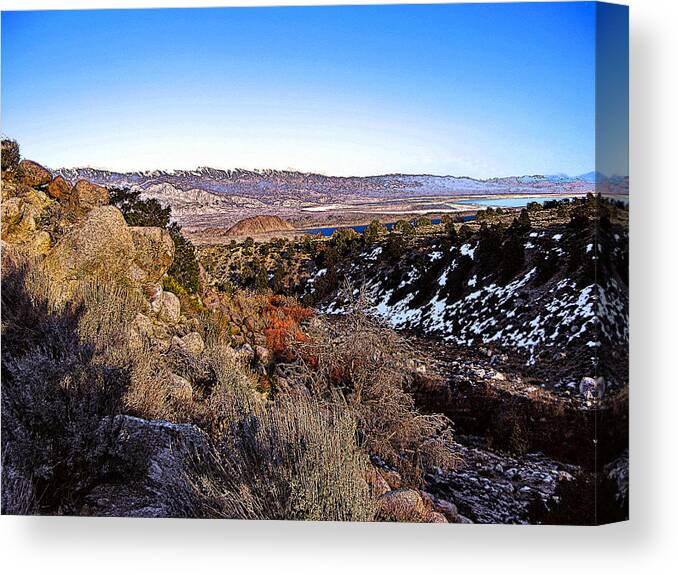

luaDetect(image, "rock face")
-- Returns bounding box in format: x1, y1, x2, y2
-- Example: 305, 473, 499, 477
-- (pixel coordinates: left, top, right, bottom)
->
43, 205, 136, 285
18, 160, 52, 188
69, 179, 110, 217
47, 175, 72, 201
85, 415, 211, 517
224, 215, 294, 237
128, 226, 175, 283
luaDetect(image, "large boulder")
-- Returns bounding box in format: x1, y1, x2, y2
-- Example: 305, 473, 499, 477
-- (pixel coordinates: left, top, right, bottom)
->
18, 160, 52, 188
47, 175, 72, 201
128, 226, 175, 283
68, 179, 109, 217
43, 205, 135, 286
84, 415, 211, 517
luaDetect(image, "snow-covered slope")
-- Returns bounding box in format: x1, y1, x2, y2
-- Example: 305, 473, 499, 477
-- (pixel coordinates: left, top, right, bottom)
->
312, 219, 628, 387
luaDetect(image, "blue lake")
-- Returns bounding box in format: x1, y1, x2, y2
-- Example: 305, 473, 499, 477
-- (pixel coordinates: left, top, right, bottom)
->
304, 215, 475, 237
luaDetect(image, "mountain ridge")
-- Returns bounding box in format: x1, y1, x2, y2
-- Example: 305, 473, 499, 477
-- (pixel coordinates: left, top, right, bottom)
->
52, 166, 603, 203
53, 165, 606, 185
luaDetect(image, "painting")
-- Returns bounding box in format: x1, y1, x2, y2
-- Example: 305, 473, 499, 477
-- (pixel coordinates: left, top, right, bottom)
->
0, 2, 628, 524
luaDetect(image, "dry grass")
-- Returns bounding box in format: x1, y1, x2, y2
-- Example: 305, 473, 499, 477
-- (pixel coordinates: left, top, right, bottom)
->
1, 259, 132, 514
171, 395, 376, 521
286, 289, 458, 484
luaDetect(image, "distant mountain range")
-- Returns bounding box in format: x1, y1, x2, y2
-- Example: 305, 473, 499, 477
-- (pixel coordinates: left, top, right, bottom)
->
50, 166, 627, 235
53, 166, 605, 205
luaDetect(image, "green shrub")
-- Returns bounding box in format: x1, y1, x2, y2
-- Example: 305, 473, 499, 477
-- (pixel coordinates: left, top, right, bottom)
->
414, 216, 432, 228
393, 219, 413, 235
168, 223, 201, 293
363, 220, 387, 246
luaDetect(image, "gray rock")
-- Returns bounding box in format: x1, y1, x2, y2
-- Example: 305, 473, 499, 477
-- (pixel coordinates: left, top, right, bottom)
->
153, 290, 181, 324
179, 332, 205, 356
86, 415, 212, 517
168, 373, 193, 402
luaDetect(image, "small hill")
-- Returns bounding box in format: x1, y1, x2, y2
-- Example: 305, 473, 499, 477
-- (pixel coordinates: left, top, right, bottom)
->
224, 215, 294, 237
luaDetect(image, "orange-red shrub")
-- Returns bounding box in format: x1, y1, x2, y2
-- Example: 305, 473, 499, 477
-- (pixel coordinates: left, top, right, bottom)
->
264, 296, 314, 360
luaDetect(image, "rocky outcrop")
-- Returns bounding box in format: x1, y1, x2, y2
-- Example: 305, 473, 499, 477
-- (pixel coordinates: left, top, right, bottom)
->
426, 438, 578, 524
1, 188, 52, 247
128, 226, 175, 283
43, 205, 136, 285
225, 215, 294, 237
18, 160, 52, 188
40, 205, 176, 295
68, 179, 109, 217
47, 175, 72, 201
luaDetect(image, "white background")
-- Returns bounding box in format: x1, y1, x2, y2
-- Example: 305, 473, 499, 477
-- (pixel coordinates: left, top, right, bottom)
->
0, 0, 676, 573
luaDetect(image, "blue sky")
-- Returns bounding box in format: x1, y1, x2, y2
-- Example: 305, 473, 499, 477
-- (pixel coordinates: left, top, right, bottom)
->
1, 3, 620, 177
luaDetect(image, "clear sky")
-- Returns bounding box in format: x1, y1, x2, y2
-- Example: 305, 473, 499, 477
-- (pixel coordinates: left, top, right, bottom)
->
2, 3, 611, 178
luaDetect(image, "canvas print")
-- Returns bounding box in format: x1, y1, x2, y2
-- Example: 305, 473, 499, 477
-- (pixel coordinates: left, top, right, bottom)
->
0, 2, 628, 524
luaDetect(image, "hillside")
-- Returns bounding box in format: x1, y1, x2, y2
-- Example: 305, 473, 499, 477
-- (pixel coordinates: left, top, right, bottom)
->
225, 215, 295, 237
196, 197, 629, 522
53, 166, 603, 201
306, 200, 628, 390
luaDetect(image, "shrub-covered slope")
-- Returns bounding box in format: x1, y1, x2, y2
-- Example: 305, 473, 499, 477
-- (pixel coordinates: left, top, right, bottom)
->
311, 202, 628, 391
